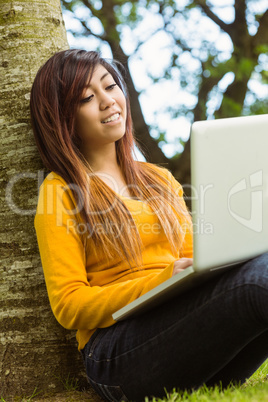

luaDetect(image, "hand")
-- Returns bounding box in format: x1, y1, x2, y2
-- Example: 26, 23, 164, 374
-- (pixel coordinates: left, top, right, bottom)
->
172, 258, 193, 277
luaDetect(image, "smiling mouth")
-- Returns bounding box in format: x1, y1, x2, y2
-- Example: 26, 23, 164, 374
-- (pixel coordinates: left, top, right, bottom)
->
102, 113, 120, 124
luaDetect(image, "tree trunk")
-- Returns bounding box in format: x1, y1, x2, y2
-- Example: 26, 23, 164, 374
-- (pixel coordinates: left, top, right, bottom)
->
0, 0, 91, 398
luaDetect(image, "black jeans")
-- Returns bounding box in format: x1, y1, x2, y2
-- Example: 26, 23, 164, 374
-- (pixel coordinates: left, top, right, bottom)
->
81, 253, 268, 401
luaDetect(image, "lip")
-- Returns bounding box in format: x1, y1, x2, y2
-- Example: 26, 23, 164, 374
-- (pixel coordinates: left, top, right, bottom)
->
101, 112, 120, 124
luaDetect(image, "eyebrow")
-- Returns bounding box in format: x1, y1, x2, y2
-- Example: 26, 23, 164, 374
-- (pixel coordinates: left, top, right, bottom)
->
86, 72, 110, 88
100, 72, 110, 81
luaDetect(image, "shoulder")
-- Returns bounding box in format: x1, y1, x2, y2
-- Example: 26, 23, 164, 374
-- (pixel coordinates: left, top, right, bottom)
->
38, 171, 75, 199
40, 171, 68, 188
138, 162, 183, 196
138, 161, 171, 179
36, 171, 78, 217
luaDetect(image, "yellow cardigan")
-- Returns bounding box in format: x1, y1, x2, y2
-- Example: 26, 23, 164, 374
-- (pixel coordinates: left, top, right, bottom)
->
35, 166, 193, 350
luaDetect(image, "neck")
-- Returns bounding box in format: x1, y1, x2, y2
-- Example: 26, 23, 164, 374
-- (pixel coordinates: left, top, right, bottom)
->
82, 143, 119, 173
81, 143, 133, 196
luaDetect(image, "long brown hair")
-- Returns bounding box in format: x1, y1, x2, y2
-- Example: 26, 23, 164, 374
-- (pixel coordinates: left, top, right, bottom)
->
30, 49, 191, 267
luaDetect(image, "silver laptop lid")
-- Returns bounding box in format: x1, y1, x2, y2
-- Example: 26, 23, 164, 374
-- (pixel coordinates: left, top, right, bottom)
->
190, 114, 268, 271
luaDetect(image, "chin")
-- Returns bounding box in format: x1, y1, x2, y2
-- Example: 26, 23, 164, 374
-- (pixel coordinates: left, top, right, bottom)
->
114, 132, 126, 142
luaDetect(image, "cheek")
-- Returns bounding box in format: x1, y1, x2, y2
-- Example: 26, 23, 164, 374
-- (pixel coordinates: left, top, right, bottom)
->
120, 95, 127, 116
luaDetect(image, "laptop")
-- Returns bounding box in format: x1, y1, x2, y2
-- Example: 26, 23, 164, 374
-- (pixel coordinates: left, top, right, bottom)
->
112, 114, 268, 321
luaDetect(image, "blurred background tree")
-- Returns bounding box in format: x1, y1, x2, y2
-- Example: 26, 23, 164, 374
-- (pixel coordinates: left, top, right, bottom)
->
61, 0, 268, 187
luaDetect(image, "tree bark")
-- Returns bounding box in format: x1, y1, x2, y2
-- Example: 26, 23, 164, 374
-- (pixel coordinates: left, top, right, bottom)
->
0, 0, 93, 398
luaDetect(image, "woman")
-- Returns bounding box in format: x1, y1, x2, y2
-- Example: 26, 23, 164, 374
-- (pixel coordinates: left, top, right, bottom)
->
30, 49, 268, 402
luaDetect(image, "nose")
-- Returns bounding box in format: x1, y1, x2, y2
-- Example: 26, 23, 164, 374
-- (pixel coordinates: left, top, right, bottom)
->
100, 91, 115, 110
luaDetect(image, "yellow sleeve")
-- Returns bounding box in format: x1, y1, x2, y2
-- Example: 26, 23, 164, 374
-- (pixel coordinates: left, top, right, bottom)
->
34, 175, 175, 331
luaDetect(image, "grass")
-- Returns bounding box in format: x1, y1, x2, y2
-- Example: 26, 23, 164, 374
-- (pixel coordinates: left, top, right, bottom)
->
54, 372, 80, 392
151, 382, 268, 402
1, 360, 267, 401
146, 360, 268, 402
0, 387, 40, 402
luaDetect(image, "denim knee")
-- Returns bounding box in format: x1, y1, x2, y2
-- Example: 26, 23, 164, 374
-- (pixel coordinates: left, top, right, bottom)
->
235, 253, 268, 323
242, 252, 268, 287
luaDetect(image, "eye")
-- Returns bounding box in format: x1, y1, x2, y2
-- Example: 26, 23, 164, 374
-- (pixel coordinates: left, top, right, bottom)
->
80, 94, 94, 104
106, 83, 117, 91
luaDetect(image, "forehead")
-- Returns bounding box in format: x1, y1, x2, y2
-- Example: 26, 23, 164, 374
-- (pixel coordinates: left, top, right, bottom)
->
86, 64, 112, 87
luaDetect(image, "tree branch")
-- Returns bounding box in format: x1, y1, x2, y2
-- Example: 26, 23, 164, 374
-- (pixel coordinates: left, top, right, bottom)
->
61, 0, 105, 40
234, 0, 247, 25
79, 19, 105, 40
253, 9, 268, 49
80, 0, 100, 17
231, 0, 248, 42
193, 0, 233, 37
170, 63, 225, 189
132, 26, 166, 54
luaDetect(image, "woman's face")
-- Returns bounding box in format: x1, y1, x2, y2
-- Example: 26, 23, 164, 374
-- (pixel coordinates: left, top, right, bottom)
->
75, 64, 127, 154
